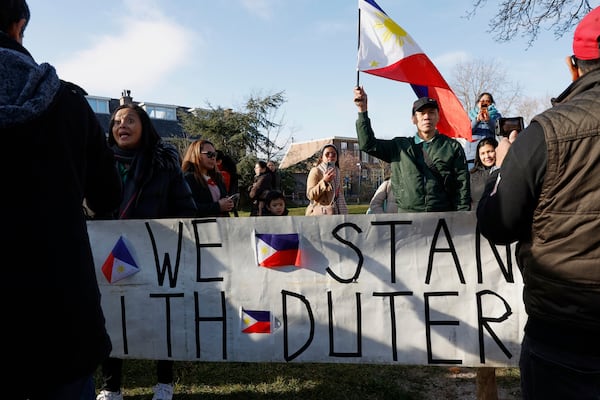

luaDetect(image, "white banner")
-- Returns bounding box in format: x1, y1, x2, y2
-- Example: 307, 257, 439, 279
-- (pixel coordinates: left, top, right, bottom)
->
88, 212, 525, 367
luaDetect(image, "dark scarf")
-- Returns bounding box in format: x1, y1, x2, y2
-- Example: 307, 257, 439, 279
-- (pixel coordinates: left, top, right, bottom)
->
113, 147, 137, 182
112, 146, 144, 218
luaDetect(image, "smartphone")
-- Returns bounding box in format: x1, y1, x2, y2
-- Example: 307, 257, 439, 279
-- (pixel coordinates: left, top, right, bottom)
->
327, 161, 335, 170
495, 117, 525, 137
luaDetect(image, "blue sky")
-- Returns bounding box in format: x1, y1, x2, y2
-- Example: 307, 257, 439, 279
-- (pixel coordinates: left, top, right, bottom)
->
24, 0, 598, 154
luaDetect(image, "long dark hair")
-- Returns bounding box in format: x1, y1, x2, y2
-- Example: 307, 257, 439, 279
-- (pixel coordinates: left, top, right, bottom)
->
217, 150, 239, 194
0, 0, 30, 34
477, 92, 496, 104
256, 160, 268, 174
108, 103, 160, 150
320, 144, 340, 168
470, 137, 498, 173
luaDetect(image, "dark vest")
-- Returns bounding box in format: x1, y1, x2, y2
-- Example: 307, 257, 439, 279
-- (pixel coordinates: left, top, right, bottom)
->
518, 72, 600, 336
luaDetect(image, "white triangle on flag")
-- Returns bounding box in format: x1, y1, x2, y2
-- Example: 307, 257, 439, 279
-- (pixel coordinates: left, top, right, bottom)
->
358, 0, 422, 71
242, 310, 258, 329
256, 238, 277, 265
110, 256, 139, 283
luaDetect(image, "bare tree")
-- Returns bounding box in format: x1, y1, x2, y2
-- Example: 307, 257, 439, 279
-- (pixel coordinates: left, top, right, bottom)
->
514, 95, 552, 124
450, 58, 523, 115
338, 152, 361, 198
468, 0, 595, 47
338, 152, 360, 182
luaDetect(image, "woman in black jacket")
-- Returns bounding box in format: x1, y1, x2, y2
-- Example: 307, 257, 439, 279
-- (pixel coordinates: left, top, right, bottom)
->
97, 103, 197, 400
182, 139, 235, 217
469, 137, 497, 207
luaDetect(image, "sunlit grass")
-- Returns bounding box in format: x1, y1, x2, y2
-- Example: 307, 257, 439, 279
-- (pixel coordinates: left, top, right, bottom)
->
96, 361, 520, 399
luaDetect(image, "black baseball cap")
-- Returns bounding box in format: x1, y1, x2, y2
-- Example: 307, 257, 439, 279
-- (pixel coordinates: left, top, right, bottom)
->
412, 97, 438, 115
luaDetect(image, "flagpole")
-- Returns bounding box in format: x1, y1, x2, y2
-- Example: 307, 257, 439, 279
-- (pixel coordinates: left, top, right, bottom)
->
356, 7, 361, 87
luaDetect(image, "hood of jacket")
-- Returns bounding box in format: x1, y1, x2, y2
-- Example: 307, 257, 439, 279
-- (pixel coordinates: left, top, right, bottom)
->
0, 34, 61, 129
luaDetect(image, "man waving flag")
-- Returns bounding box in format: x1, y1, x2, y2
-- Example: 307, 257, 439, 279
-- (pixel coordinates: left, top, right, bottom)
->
357, 0, 471, 141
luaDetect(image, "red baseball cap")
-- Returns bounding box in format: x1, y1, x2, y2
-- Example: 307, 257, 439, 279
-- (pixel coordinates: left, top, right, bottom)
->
573, 6, 600, 60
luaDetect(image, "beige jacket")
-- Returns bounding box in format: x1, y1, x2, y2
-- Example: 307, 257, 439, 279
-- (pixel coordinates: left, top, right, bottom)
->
305, 163, 348, 215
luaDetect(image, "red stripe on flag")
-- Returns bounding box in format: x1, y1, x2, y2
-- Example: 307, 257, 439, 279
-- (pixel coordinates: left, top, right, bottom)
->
364, 54, 448, 88
260, 249, 300, 268
243, 321, 271, 333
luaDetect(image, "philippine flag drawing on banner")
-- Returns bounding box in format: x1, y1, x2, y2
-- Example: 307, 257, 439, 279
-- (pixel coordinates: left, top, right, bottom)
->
255, 233, 301, 268
101, 236, 140, 283
241, 308, 272, 334
357, 0, 471, 142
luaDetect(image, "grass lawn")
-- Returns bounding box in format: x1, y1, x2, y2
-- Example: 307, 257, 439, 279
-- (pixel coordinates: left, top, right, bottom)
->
97, 360, 521, 399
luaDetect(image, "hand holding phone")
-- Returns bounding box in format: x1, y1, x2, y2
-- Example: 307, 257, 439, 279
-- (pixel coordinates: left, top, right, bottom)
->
496, 117, 524, 137
480, 104, 488, 120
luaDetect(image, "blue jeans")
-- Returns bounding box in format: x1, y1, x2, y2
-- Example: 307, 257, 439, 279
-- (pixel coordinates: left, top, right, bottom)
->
519, 333, 600, 400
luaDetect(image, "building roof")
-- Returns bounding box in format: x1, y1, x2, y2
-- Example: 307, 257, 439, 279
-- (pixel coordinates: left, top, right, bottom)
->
279, 138, 334, 169
90, 91, 189, 139
279, 136, 361, 169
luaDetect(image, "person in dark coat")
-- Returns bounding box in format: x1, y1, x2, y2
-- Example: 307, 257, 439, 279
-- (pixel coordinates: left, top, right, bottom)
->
248, 160, 272, 216
267, 160, 282, 191
182, 139, 235, 217
1, 1, 122, 398
97, 103, 197, 400
477, 7, 600, 399
469, 137, 497, 207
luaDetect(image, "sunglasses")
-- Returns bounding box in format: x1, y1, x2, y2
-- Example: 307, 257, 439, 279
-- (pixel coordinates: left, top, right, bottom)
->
201, 151, 216, 159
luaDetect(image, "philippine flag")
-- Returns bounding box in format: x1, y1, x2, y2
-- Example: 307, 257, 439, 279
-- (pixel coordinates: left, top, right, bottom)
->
241, 308, 272, 334
101, 236, 140, 283
357, 0, 471, 141
255, 233, 301, 268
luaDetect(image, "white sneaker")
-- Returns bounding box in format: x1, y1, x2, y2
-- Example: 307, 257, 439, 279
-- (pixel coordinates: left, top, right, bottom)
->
96, 390, 123, 400
152, 383, 174, 400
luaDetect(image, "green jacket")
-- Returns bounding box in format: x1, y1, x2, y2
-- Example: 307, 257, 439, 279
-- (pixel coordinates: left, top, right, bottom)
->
356, 112, 471, 212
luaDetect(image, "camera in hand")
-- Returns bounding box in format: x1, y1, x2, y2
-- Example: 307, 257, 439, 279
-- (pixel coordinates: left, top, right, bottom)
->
495, 117, 524, 137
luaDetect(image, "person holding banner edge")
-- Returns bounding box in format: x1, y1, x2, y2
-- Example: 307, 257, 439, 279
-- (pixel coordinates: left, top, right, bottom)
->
477, 6, 600, 399
97, 103, 197, 400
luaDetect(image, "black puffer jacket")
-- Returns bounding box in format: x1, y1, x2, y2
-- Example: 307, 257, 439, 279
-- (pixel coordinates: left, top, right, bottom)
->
112, 141, 197, 219
1, 32, 122, 386
184, 170, 230, 217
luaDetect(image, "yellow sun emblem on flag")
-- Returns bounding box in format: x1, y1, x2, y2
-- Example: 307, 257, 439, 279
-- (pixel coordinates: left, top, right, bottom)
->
373, 11, 412, 47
